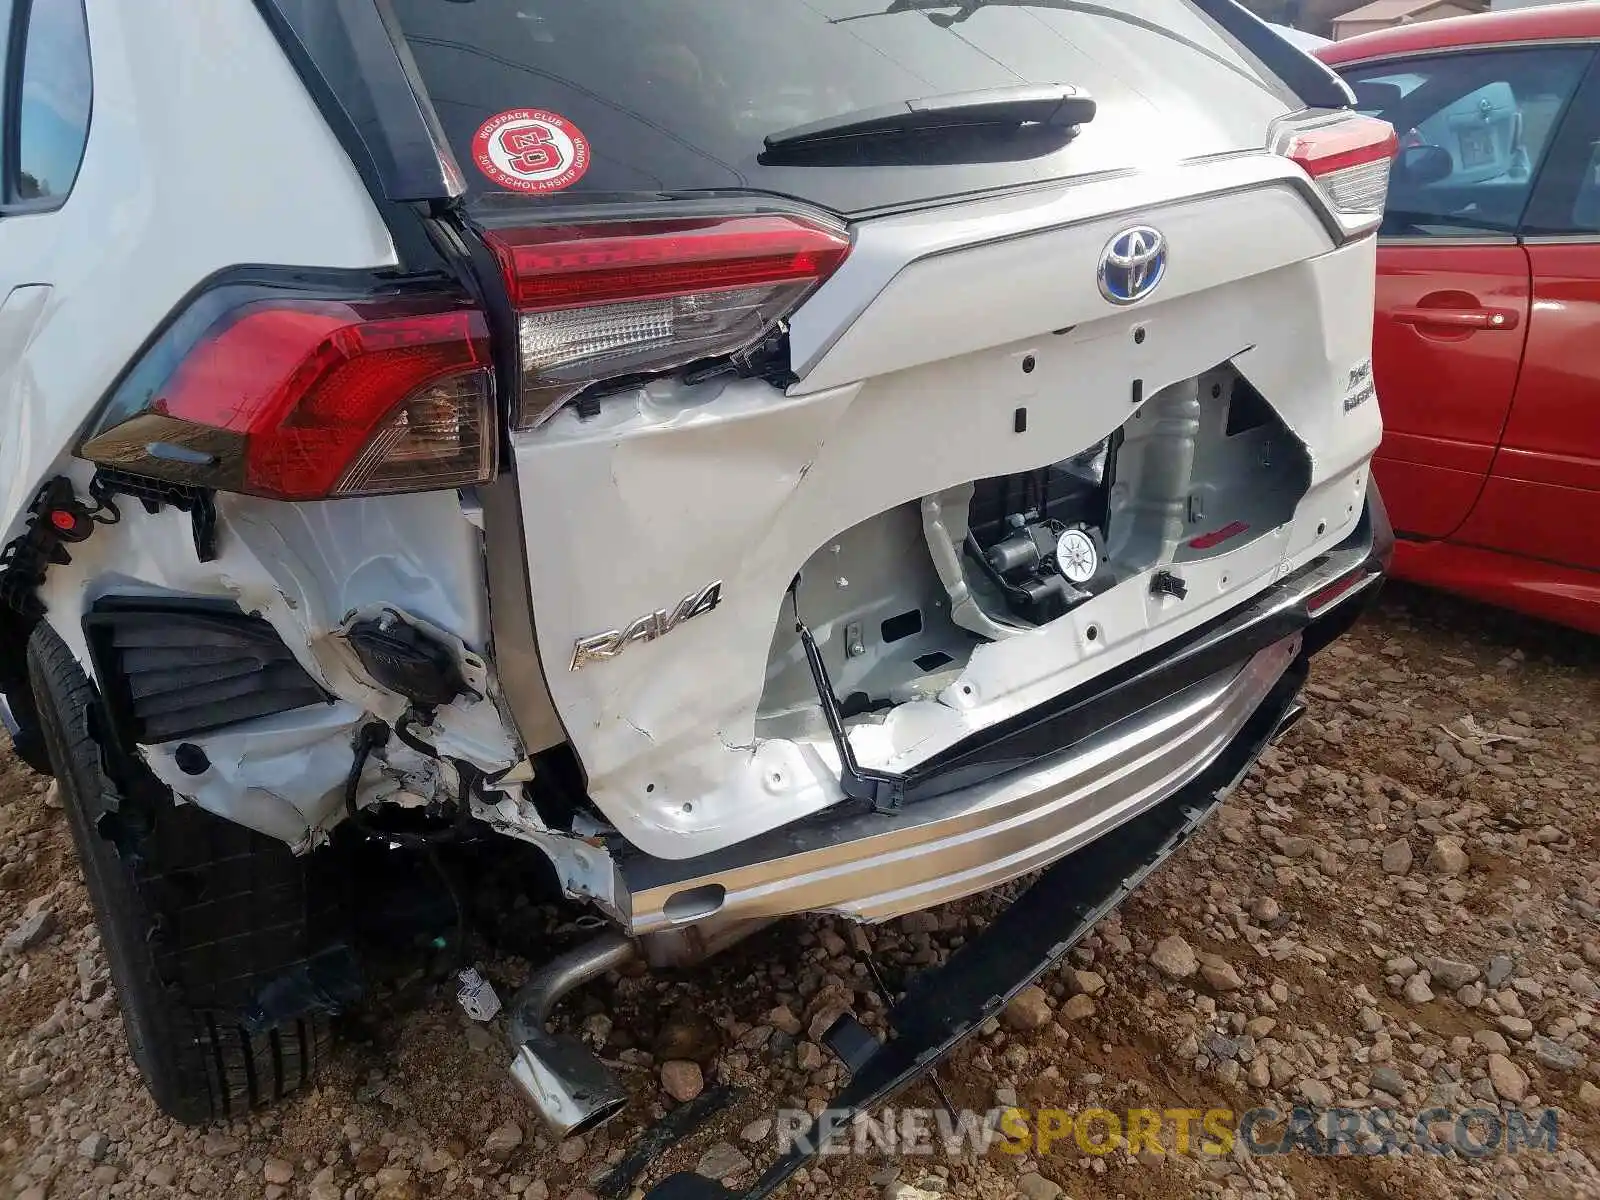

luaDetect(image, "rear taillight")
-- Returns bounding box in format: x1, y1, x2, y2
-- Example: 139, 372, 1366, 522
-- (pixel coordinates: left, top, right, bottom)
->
1271, 112, 1397, 238
80, 290, 495, 501
482, 213, 851, 428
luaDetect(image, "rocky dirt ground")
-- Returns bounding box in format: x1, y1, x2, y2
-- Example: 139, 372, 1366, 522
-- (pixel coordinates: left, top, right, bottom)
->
3, 583, 1600, 1200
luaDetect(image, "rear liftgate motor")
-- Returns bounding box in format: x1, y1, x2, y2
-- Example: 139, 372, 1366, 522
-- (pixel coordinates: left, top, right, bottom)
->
965, 439, 1115, 625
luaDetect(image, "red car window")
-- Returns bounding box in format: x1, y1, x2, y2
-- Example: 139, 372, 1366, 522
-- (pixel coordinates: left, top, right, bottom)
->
1344, 47, 1592, 238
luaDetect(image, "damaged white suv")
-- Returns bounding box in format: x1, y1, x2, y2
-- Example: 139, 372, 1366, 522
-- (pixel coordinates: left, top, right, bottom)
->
0, 0, 1393, 1183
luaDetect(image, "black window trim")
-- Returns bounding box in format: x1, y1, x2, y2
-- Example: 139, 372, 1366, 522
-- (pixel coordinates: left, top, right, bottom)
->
0, 0, 93, 217
253, 0, 464, 205
1520, 50, 1600, 239
1191, 0, 1352, 111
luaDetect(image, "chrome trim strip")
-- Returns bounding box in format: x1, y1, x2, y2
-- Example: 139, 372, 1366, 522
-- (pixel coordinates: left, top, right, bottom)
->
1310, 567, 1384, 617
480, 473, 568, 754
619, 635, 1298, 933
790, 154, 1346, 379
1378, 235, 1519, 246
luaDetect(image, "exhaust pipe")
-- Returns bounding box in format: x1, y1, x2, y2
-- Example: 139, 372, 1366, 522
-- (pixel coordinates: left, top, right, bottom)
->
0, 692, 18, 737
507, 930, 638, 1139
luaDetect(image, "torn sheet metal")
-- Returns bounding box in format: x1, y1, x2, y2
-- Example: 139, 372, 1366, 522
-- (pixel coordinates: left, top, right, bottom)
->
36, 488, 523, 847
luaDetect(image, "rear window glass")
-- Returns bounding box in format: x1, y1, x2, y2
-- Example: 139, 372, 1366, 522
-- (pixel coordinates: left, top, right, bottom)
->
390, 0, 1296, 217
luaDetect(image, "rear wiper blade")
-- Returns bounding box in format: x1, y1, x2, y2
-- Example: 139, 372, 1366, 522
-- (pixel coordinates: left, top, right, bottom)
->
763, 84, 1095, 152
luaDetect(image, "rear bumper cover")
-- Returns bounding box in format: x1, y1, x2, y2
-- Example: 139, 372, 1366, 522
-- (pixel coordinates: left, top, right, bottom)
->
614, 482, 1391, 935
640, 630, 1315, 1200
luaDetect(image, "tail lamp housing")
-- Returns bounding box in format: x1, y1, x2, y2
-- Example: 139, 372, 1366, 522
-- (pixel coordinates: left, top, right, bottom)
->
481, 212, 852, 428
1271, 111, 1398, 239
79, 284, 496, 502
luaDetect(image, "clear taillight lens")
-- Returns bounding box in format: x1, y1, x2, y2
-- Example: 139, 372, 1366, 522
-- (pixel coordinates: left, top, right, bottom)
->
1315, 156, 1391, 214
336, 370, 495, 496
1271, 112, 1398, 238
482, 213, 851, 428
515, 285, 816, 423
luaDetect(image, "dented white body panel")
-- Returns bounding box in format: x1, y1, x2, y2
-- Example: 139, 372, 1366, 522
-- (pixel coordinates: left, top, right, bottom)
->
33, 488, 520, 847
511, 158, 1381, 860
0, 0, 513, 846
0, 0, 1383, 915
0, 0, 396, 551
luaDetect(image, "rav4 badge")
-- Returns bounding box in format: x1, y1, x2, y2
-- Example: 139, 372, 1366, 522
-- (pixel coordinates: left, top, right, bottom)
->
570, 581, 724, 671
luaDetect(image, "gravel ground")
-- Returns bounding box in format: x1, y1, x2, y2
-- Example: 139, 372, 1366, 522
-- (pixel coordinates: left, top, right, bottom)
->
3, 583, 1600, 1200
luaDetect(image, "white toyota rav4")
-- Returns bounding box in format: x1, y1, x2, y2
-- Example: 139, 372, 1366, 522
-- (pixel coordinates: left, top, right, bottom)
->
0, 0, 1393, 1184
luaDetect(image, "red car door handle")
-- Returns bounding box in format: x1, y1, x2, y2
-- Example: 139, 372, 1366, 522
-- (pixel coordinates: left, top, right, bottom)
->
1392, 305, 1520, 331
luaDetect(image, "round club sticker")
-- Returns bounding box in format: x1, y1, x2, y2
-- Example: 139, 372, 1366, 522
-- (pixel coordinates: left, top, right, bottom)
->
471, 108, 591, 194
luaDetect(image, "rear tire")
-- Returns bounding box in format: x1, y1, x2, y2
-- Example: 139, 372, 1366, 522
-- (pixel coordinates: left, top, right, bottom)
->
1, 608, 52, 775
28, 623, 336, 1123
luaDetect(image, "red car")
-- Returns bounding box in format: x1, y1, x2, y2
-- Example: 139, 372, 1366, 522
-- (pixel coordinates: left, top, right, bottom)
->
1320, 6, 1600, 634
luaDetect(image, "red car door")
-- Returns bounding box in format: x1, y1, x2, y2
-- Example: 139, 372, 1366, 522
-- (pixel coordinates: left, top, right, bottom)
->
1339, 46, 1594, 538
1372, 244, 1528, 538
1458, 60, 1600, 572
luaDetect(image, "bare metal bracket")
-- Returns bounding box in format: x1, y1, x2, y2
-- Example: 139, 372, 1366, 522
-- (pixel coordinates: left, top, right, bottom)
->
789, 584, 905, 815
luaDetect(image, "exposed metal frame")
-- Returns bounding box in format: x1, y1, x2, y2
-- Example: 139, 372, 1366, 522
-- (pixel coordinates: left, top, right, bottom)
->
617, 483, 1390, 935
758, 489, 1385, 836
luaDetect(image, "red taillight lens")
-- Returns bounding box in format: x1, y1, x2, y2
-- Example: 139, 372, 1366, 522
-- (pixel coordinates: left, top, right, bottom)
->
1271, 112, 1397, 238
482, 213, 851, 428
80, 295, 496, 501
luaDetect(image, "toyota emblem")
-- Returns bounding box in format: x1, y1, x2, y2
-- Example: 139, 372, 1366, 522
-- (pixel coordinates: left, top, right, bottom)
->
1098, 226, 1168, 306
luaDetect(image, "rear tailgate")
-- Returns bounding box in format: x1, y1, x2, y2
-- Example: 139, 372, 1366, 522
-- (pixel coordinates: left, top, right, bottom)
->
499, 167, 1380, 857
382, 0, 1381, 860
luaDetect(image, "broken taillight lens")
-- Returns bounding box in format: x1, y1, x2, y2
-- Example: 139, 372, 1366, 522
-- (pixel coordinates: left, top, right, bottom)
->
79, 289, 495, 501
482, 212, 851, 428
1271, 112, 1397, 238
